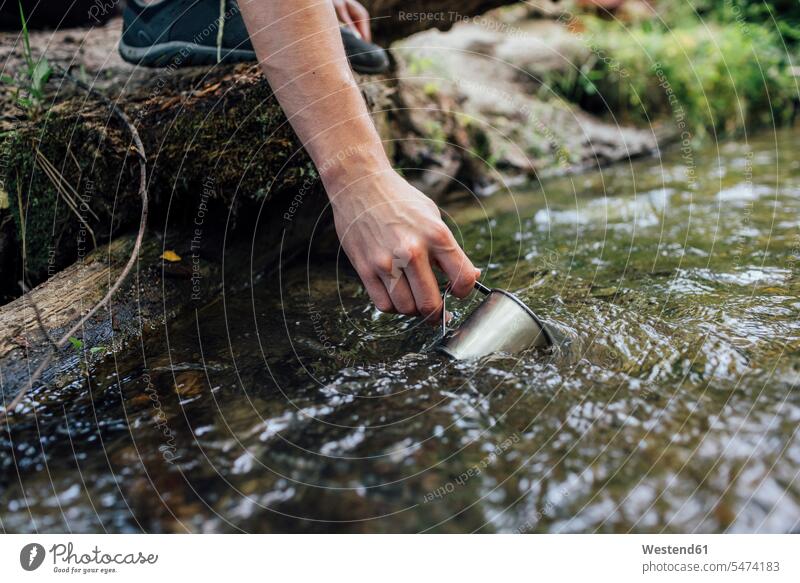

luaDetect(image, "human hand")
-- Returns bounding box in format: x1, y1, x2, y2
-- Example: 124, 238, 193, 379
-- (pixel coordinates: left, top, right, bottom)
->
329, 169, 479, 321
332, 0, 372, 42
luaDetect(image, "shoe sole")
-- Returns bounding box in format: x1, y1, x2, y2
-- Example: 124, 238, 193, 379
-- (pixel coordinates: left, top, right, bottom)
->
119, 39, 256, 68
119, 39, 389, 74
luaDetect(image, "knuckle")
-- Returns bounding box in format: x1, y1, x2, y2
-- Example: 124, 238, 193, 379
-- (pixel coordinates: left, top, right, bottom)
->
451, 270, 476, 297
397, 303, 417, 316
372, 255, 394, 276
418, 298, 441, 316
393, 240, 423, 263
391, 294, 416, 315
404, 241, 424, 262
431, 223, 452, 245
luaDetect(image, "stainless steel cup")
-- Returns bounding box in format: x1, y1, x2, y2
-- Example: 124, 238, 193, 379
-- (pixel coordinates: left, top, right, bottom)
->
437, 282, 552, 359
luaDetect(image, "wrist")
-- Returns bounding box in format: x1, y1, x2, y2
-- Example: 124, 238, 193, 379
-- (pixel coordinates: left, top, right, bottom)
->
317, 143, 393, 198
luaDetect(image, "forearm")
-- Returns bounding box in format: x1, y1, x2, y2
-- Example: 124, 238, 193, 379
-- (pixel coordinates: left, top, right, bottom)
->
239, 0, 389, 193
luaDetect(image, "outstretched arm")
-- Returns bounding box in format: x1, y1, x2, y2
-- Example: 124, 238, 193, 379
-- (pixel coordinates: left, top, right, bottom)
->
239, 0, 478, 319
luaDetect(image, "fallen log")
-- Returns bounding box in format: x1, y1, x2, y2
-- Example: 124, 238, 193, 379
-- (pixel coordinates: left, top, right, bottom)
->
364, 0, 522, 43
3, 63, 335, 285
0, 204, 333, 406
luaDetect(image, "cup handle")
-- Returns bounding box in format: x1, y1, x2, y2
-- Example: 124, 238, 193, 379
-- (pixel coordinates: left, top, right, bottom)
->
440, 286, 450, 336
474, 281, 492, 295
441, 281, 491, 336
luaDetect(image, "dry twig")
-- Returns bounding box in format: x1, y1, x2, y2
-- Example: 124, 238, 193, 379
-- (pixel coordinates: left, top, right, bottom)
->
34, 146, 98, 249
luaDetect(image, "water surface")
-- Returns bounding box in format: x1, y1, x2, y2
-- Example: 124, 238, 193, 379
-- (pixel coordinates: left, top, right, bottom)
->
2, 129, 799, 533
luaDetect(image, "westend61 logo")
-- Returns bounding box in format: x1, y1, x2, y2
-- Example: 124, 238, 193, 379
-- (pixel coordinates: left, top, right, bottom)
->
20, 543, 46, 571
19, 542, 158, 574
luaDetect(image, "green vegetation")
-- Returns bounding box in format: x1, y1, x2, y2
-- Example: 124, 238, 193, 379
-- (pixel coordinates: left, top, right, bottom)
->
695, 0, 800, 46
422, 119, 447, 153
68, 336, 105, 354
1, 1, 53, 115
552, 12, 798, 136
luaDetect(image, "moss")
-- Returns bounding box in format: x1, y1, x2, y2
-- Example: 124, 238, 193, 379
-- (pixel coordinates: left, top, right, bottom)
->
2, 65, 328, 286
405, 55, 437, 75
422, 82, 440, 97
4, 101, 149, 281
0, 131, 18, 210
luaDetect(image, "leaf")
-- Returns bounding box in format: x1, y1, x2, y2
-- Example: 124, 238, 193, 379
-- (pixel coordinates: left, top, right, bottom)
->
89, 346, 105, 355
31, 59, 52, 95
160, 250, 182, 262
68, 336, 84, 351
19, 0, 33, 70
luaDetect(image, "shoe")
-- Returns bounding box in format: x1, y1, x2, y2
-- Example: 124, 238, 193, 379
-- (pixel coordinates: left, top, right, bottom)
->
339, 27, 390, 74
119, 0, 390, 74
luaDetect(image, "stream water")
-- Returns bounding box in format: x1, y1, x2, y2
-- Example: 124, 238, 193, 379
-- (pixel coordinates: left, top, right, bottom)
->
2, 128, 799, 533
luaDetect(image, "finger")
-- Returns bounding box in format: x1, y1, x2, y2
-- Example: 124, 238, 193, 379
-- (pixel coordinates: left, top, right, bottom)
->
361, 271, 395, 313
432, 233, 478, 298
332, 0, 347, 21
405, 252, 443, 324
348, 0, 372, 42
430, 254, 481, 287
336, 4, 358, 36
380, 271, 417, 316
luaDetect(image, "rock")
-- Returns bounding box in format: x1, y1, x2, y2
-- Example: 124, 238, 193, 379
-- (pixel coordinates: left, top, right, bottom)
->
493, 20, 591, 80
394, 16, 659, 179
